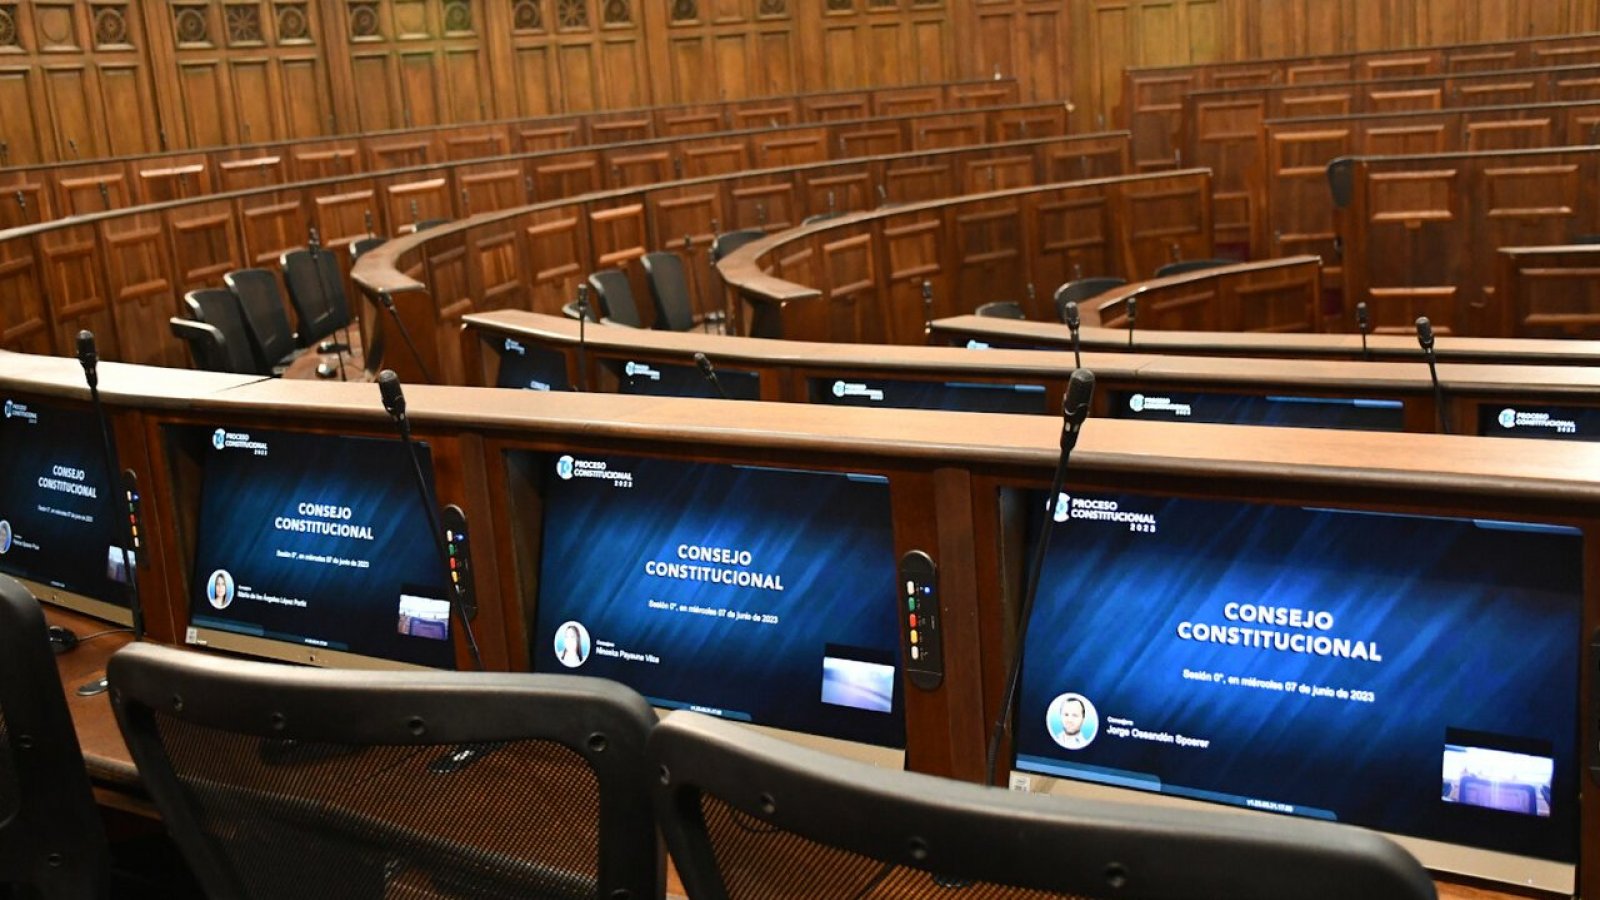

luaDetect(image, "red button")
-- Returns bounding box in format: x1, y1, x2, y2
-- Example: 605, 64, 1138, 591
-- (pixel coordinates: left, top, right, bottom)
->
908, 614, 918, 628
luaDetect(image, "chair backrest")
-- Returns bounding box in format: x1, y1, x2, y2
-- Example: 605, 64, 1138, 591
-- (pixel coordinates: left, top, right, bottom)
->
0, 575, 110, 899
109, 643, 662, 900
651, 711, 1437, 900
349, 236, 385, 261
974, 301, 1025, 320
170, 318, 233, 374
709, 229, 765, 264
640, 252, 695, 332
185, 288, 266, 375
588, 269, 644, 329
1153, 258, 1232, 279
562, 299, 601, 323
412, 218, 449, 233
279, 248, 351, 346
224, 268, 297, 370
1053, 277, 1126, 323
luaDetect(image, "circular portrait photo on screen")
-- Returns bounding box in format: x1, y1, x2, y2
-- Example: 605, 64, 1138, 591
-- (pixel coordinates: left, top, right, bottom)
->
554, 620, 591, 668
1046, 692, 1098, 751
205, 568, 236, 610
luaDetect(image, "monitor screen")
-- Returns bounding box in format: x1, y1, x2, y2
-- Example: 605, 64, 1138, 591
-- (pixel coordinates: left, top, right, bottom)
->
187, 426, 454, 669
494, 336, 571, 391
808, 376, 1048, 414
528, 451, 904, 748
1479, 405, 1600, 442
600, 358, 761, 400
0, 396, 132, 612
1109, 390, 1405, 431
1013, 490, 1582, 866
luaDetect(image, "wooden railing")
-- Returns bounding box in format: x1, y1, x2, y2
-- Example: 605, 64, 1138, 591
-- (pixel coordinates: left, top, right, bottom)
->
1086, 257, 1323, 334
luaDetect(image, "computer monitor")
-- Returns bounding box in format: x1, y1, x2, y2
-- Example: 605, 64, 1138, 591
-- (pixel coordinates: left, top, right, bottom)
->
1478, 404, 1600, 442
183, 425, 454, 670
1108, 389, 1406, 431
1009, 488, 1583, 892
808, 376, 1049, 414
493, 336, 572, 391
521, 450, 905, 755
598, 357, 761, 399
0, 395, 134, 623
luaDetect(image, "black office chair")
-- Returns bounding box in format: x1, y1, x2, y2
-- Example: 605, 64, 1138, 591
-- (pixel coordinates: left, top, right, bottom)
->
640, 252, 696, 332
974, 301, 1026, 320
0, 575, 111, 899
801, 211, 842, 226
184, 288, 267, 376
561, 298, 601, 322
709, 229, 765, 264
1154, 258, 1232, 279
652, 711, 1437, 900
587, 269, 644, 329
1053, 277, 1126, 324
280, 247, 353, 380
169, 318, 233, 374
349, 236, 385, 262
411, 218, 450, 234
224, 268, 300, 376
108, 643, 662, 900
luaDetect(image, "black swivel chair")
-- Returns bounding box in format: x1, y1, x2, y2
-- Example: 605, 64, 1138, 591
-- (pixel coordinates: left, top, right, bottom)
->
652, 711, 1437, 900
224, 268, 300, 376
349, 236, 385, 262
1154, 258, 1232, 279
587, 269, 645, 329
184, 288, 268, 376
169, 318, 232, 374
974, 301, 1026, 319
1053, 277, 1126, 324
0, 575, 111, 899
280, 247, 353, 380
639, 252, 697, 333
108, 643, 663, 900
709, 229, 765, 265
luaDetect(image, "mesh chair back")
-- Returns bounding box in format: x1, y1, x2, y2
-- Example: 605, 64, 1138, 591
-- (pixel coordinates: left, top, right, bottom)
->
0, 575, 110, 898
186, 288, 267, 375
350, 237, 385, 261
588, 270, 644, 329
280, 249, 351, 346
651, 711, 1436, 900
170, 318, 233, 374
1153, 258, 1232, 279
109, 644, 662, 900
224, 269, 297, 371
640, 252, 695, 332
1053, 278, 1126, 324
709, 229, 765, 264
974, 301, 1025, 320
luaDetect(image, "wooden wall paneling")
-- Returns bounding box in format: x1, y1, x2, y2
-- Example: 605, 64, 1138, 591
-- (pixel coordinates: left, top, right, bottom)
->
751, 127, 829, 168
1470, 158, 1590, 332
949, 193, 1026, 316
312, 184, 380, 252
1363, 121, 1448, 155
1230, 259, 1320, 332
381, 174, 452, 232
1350, 164, 1465, 334
731, 98, 799, 129
875, 85, 943, 118
803, 91, 872, 122
0, 170, 54, 229
1497, 246, 1600, 338
56, 164, 133, 216
1262, 125, 1351, 287
0, 60, 50, 168
236, 186, 309, 267
516, 120, 584, 153
441, 127, 510, 161
914, 110, 985, 150
658, 105, 726, 137
880, 209, 944, 338
646, 182, 724, 320
834, 122, 909, 159
453, 159, 526, 219
727, 172, 801, 231
0, 232, 56, 354
962, 151, 1033, 194
37, 221, 117, 356
1187, 95, 1261, 257
523, 204, 591, 314
1113, 170, 1211, 278
418, 224, 470, 382
593, 0, 651, 110
365, 135, 435, 172
800, 164, 871, 220
530, 149, 603, 202
587, 198, 650, 308
882, 153, 957, 205
1465, 115, 1555, 151
679, 136, 751, 179
284, 139, 360, 180
601, 144, 673, 189
1032, 184, 1114, 297
466, 212, 527, 313
587, 112, 653, 144
1040, 133, 1130, 183
819, 227, 878, 342
135, 153, 214, 205
1553, 71, 1600, 103
167, 195, 243, 297
99, 208, 181, 366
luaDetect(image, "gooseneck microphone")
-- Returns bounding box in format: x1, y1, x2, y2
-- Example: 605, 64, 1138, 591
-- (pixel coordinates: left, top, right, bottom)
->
985, 368, 1096, 787
693, 352, 730, 400
1125, 296, 1138, 349
574, 283, 591, 392
921, 281, 934, 335
1063, 301, 1082, 369
75, 331, 143, 696
378, 371, 484, 671
1355, 301, 1371, 362
1415, 316, 1450, 434
375, 290, 438, 385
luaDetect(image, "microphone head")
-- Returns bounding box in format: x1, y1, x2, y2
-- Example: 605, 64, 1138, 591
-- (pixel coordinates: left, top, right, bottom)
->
1062, 368, 1096, 424
693, 352, 715, 378
921, 281, 933, 301
377, 369, 406, 419
1063, 301, 1081, 330
1126, 296, 1138, 322
1356, 301, 1369, 328
76, 330, 97, 367
1415, 316, 1435, 351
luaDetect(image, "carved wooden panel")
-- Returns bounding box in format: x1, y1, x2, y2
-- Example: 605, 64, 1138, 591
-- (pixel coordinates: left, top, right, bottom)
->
523, 208, 591, 314
39, 223, 118, 358
0, 236, 55, 354
100, 210, 180, 366
821, 231, 878, 343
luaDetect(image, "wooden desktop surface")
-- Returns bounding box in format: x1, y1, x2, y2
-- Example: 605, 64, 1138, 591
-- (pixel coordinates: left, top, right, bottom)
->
44, 600, 1542, 899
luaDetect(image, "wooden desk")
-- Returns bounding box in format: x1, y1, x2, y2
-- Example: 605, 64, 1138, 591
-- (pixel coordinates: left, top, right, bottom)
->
42, 605, 147, 817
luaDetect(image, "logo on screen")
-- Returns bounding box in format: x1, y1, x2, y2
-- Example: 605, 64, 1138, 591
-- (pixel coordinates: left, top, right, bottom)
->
554, 620, 591, 668
555, 455, 575, 480
212, 428, 227, 450
1498, 408, 1517, 429
625, 361, 639, 377
1046, 692, 1098, 751
0, 520, 11, 555
832, 380, 847, 398
1053, 493, 1071, 523
2, 400, 11, 419
1129, 393, 1146, 413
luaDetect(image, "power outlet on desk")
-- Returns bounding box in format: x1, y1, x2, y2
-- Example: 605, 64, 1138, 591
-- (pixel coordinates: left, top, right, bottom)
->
900, 550, 944, 691
443, 505, 475, 619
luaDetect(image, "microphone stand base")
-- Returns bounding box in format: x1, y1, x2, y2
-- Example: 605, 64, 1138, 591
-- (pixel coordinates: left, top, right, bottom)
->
75, 677, 109, 697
